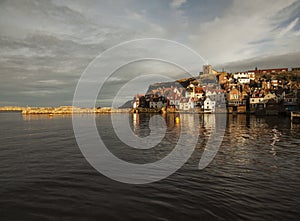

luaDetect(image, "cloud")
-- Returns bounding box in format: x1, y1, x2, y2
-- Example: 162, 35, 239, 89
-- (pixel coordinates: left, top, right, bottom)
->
188, 0, 299, 64
37, 80, 66, 85
21, 90, 58, 96
278, 17, 299, 37
217, 51, 300, 72
0, 0, 300, 106
170, 0, 186, 9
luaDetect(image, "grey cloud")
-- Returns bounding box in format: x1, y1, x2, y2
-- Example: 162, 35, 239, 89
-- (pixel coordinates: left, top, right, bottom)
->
0, 0, 299, 106
218, 51, 300, 72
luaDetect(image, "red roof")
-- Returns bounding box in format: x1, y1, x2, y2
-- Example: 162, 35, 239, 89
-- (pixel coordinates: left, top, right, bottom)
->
248, 68, 288, 73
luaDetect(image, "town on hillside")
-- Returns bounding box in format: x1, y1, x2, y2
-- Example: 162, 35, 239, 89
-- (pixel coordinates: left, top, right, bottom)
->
132, 65, 300, 115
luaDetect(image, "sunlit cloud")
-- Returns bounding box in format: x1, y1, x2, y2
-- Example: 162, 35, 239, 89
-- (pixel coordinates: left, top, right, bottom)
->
170, 0, 186, 9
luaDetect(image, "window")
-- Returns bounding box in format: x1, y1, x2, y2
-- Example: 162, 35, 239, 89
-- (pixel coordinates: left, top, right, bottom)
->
232, 94, 238, 99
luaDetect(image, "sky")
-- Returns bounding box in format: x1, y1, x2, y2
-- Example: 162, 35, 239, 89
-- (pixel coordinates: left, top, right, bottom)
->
0, 0, 300, 106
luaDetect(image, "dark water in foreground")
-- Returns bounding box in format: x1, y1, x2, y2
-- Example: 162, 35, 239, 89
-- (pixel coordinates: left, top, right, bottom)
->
0, 112, 299, 221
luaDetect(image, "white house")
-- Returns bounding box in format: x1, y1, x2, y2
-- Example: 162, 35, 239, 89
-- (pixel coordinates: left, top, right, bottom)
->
168, 96, 181, 109
179, 98, 194, 111
263, 93, 278, 103
250, 97, 264, 104
204, 97, 216, 113
185, 84, 195, 98
233, 72, 250, 84
250, 97, 265, 111
133, 101, 138, 109
133, 97, 139, 109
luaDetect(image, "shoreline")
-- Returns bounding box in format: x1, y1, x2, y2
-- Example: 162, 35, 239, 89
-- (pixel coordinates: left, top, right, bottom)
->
0, 106, 296, 117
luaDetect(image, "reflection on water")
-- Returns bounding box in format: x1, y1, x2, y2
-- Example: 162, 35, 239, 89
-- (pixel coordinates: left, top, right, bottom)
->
0, 112, 299, 220
270, 129, 281, 157
22, 114, 73, 121
130, 113, 217, 138
131, 113, 182, 134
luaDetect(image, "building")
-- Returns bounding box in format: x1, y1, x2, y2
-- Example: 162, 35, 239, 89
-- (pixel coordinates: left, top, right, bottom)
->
167, 93, 181, 109
227, 88, 247, 113
218, 72, 229, 85
179, 98, 194, 111
251, 93, 281, 115
264, 93, 281, 115
284, 92, 299, 111
227, 88, 243, 106
215, 90, 227, 105
133, 95, 148, 108
233, 72, 250, 84
133, 96, 140, 109
205, 90, 217, 101
263, 93, 278, 103
149, 96, 166, 109
194, 86, 205, 99
203, 65, 213, 75
248, 68, 288, 75
271, 79, 279, 87
291, 67, 300, 71
185, 84, 195, 98
250, 97, 264, 112
203, 97, 216, 113
248, 71, 255, 80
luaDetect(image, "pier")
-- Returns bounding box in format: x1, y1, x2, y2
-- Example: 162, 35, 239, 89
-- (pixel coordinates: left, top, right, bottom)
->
291, 112, 300, 123
0, 106, 130, 114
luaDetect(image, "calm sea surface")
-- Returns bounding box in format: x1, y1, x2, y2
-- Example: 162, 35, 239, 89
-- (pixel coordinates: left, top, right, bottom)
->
0, 112, 299, 220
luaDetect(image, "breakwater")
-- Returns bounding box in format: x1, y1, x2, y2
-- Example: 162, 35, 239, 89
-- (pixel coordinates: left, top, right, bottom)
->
0, 106, 130, 114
